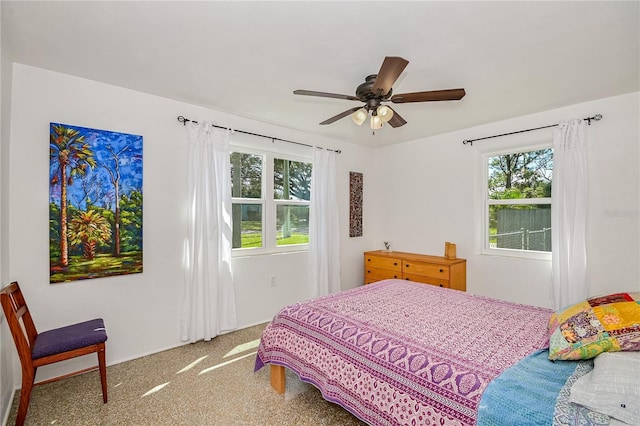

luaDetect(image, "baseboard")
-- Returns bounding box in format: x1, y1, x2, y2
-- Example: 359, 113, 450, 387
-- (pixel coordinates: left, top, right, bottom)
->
105, 320, 271, 368
1, 388, 15, 426
222, 320, 271, 335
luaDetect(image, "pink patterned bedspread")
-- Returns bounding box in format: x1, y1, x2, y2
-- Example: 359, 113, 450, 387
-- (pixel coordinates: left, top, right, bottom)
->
255, 279, 552, 425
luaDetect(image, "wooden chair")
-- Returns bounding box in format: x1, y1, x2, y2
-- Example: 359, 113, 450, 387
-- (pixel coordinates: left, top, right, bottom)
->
0, 282, 108, 426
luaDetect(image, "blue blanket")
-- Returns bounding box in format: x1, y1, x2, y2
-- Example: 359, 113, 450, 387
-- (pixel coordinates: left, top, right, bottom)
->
477, 349, 610, 425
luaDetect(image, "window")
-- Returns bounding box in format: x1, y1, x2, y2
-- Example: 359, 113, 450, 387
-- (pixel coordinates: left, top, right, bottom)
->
231, 152, 263, 249
230, 149, 311, 253
484, 147, 553, 256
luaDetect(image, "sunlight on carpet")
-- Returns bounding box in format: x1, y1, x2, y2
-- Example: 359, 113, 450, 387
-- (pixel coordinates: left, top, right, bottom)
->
224, 338, 261, 358
141, 382, 170, 398
176, 355, 209, 374
199, 351, 257, 375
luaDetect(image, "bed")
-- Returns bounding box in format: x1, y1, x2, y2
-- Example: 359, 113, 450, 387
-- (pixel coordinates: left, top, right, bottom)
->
255, 279, 638, 425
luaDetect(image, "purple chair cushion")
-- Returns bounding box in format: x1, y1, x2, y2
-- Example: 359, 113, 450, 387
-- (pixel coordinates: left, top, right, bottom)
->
32, 318, 108, 360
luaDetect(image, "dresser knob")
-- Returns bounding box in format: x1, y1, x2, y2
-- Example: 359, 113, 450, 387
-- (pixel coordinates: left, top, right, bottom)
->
439, 284, 443, 287
393, 262, 397, 266
367, 258, 370, 262
439, 269, 443, 273
405, 264, 409, 268
394, 275, 398, 278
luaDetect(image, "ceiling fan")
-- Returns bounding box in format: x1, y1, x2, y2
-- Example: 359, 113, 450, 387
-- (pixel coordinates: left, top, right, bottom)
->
293, 56, 465, 130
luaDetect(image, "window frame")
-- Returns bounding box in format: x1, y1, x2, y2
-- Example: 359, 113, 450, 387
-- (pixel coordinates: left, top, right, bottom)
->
480, 143, 553, 260
230, 146, 311, 256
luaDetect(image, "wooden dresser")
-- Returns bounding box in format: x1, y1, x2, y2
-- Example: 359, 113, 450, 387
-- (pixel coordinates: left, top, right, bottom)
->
364, 250, 466, 291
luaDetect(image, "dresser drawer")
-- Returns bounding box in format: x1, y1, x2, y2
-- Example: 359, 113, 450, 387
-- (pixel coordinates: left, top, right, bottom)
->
403, 273, 449, 288
365, 267, 401, 283
365, 255, 402, 272
403, 261, 450, 279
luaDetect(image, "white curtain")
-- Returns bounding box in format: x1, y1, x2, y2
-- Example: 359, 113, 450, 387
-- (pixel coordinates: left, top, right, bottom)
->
181, 122, 237, 342
551, 119, 588, 309
309, 149, 341, 298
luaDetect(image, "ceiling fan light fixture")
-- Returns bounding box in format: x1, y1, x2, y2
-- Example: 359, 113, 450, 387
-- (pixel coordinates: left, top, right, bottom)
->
376, 105, 394, 122
370, 114, 383, 130
351, 108, 368, 126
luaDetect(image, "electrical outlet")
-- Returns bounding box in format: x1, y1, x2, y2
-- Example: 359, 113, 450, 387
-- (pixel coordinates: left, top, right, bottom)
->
269, 275, 277, 287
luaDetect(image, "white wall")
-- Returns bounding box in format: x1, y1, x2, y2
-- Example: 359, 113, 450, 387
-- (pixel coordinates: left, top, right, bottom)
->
369, 91, 640, 307
0, 14, 16, 424
6, 64, 375, 389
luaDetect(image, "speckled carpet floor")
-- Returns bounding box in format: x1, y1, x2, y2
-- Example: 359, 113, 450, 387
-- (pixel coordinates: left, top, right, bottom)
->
7, 323, 366, 425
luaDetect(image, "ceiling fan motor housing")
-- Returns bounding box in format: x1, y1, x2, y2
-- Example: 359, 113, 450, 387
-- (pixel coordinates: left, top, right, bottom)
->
356, 74, 392, 103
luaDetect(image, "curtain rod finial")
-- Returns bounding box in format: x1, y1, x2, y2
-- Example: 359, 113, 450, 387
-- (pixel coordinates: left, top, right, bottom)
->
585, 114, 603, 125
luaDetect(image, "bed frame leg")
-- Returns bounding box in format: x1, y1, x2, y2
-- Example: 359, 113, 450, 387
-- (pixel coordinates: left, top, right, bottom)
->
270, 364, 285, 394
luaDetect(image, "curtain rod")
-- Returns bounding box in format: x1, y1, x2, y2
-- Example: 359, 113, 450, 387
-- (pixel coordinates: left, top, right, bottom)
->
177, 115, 341, 154
462, 114, 603, 146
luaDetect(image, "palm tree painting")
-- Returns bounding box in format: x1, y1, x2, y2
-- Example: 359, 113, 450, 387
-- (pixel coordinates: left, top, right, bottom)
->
49, 123, 143, 283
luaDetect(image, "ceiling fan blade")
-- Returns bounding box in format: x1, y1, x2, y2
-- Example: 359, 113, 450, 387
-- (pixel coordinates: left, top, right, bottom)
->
294, 90, 360, 101
390, 88, 466, 103
386, 108, 407, 128
320, 107, 362, 125
371, 56, 409, 97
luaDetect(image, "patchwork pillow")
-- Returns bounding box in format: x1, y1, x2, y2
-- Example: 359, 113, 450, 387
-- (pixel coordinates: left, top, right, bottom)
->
548, 292, 640, 360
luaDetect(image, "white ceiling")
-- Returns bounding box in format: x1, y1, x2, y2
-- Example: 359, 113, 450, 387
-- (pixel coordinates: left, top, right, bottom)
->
2, 1, 638, 148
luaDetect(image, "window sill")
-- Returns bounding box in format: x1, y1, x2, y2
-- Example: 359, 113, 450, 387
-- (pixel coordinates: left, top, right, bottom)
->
232, 247, 309, 258
480, 248, 551, 261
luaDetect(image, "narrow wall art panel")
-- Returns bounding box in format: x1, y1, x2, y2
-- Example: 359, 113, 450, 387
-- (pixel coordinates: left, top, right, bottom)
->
49, 123, 143, 283
349, 172, 363, 237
